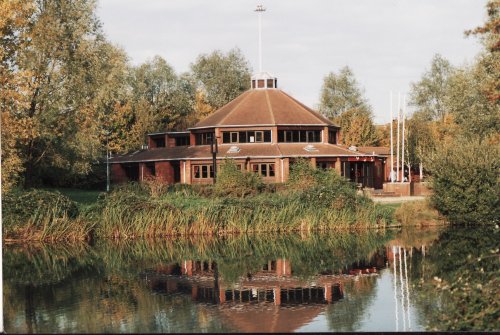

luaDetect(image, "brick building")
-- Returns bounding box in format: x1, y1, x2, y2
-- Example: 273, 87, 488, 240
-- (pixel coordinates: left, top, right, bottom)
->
110, 72, 391, 189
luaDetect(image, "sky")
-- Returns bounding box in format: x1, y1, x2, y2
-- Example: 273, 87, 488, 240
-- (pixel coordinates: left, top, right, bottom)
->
97, 0, 487, 124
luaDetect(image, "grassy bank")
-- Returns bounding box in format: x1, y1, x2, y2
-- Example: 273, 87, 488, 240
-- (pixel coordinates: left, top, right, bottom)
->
3, 160, 394, 241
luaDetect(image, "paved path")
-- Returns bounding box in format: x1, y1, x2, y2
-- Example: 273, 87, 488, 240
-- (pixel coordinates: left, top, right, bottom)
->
370, 195, 427, 203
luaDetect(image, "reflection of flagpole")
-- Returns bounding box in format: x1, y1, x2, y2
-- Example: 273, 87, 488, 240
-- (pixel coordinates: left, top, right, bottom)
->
399, 247, 406, 331
393, 246, 399, 331
404, 248, 411, 330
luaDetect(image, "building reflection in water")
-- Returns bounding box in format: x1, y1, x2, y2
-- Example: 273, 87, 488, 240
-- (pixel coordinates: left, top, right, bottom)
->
144, 258, 352, 307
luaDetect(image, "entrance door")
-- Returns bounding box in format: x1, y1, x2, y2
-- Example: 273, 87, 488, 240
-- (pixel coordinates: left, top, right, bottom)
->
171, 162, 181, 183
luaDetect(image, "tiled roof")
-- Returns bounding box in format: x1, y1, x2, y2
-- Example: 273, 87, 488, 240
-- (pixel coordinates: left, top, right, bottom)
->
192, 89, 336, 129
109, 143, 369, 163
357, 146, 390, 156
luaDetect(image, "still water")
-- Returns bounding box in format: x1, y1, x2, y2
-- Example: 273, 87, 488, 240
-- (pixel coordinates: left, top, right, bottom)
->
3, 226, 491, 333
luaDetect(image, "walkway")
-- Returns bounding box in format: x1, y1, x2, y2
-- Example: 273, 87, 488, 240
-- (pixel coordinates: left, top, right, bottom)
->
370, 195, 427, 203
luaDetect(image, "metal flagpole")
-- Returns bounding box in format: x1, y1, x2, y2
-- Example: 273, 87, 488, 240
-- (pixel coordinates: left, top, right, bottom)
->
401, 94, 406, 184
390, 91, 394, 183
396, 93, 401, 182
255, 5, 266, 73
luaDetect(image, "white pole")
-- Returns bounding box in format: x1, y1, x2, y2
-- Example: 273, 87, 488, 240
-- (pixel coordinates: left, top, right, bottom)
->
255, 5, 266, 73
399, 246, 406, 331
404, 248, 411, 330
396, 93, 401, 182
390, 91, 394, 183
401, 95, 406, 184
393, 246, 399, 332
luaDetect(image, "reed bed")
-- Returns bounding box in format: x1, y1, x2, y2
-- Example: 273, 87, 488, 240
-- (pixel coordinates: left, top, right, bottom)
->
3, 161, 394, 241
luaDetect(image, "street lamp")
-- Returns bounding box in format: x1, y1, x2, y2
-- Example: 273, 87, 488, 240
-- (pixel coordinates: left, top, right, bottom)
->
105, 130, 111, 192
210, 135, 218, 184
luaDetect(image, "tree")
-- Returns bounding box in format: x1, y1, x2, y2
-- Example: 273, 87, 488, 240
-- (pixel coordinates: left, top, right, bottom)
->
445, 62, 499, 140
1, 0, 130, 187
0, 0, 34, 191
319, 66, 377, 146
338, 108, 378, 147
319, 66, 370, 119
409, 54, 453, 122
426, 137, 499, 225
190, 48, 251, 110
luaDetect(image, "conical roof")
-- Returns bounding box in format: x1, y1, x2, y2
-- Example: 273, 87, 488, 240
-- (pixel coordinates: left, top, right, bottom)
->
191, 89, 336, 129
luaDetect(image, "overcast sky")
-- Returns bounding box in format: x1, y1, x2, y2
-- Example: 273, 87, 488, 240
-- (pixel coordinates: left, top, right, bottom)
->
97, 0, 487, 124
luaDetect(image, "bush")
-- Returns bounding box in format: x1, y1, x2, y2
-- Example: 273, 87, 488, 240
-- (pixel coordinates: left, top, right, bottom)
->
3, 189, 81, 240
394, 200, 444, 226
214, 159, 263, 197
287, 159, 358, 209
3, 189, 79, 227
427, 138, 499, 225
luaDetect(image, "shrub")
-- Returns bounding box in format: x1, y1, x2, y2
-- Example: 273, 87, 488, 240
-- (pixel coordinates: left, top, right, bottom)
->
2, 189, 82, 240
3, 189, 79, 227
214, 159, 263, 197
427, 138, 499, 225
394, 200, 444, 226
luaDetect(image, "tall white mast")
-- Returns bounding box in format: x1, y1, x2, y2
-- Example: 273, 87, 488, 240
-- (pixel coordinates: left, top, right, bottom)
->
401, 94, 406, 183
255, 5, 266, 73
390, 91, 394, 183
396, 92, 401, 182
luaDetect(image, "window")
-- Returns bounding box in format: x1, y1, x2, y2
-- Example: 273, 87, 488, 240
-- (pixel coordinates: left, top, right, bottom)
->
277, 130, 321, 143
195, 132, 214, 145
175, 136, 190, 146
230, 132, 238, 143
255, 131, 263, 142
193, 164, 214, 179
221, 130, 271, 143
252, 163, 275, 178
152, 137, 165, 148
328, 131, 337, 144
317, 162, 335, 170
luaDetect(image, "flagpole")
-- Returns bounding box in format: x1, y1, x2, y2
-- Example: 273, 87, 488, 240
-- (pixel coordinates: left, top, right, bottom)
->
390, 91, 394, 183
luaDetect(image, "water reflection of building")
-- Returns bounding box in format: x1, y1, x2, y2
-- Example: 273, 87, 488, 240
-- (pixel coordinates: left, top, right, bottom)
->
143, 258, 385, 308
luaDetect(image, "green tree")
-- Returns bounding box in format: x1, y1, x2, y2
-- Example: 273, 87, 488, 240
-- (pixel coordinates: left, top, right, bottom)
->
190, 48, 251, 110
409, 54, 453, 122
2, 0, 130, 187
318, 66, 377, 146
426, 138, 499, 225
319, 66, 370, 118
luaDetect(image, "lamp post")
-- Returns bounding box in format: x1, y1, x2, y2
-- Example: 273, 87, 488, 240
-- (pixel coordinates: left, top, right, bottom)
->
211, 135, 218, 184
105, 131, 110, 192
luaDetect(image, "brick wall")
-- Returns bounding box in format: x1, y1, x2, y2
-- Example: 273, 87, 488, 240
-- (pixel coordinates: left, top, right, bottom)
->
156, 161, 174, 184
111, 164, 128, 183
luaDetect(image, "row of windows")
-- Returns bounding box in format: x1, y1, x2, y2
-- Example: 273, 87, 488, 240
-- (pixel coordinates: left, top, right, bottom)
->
192, 163, 275, 179
252, 163, 275, 178
197, 129, 337, 145
277, 130, 321, 143
222, 130, 271, 144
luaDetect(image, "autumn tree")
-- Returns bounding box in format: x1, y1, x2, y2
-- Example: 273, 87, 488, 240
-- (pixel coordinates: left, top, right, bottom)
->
190, 48, 251, 110
318, 66, 377, 146
0, 0, 34, 191
1, 0, 130, 187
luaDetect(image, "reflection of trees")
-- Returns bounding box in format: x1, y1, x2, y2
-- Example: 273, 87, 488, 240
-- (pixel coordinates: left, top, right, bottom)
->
411, 227, 499, 331
324, 276, 378, 331
94, 231, 393, 282
4, 230, 394, 333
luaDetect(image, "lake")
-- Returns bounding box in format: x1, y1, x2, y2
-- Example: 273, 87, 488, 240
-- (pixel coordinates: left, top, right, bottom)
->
4, 226, 498, 333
